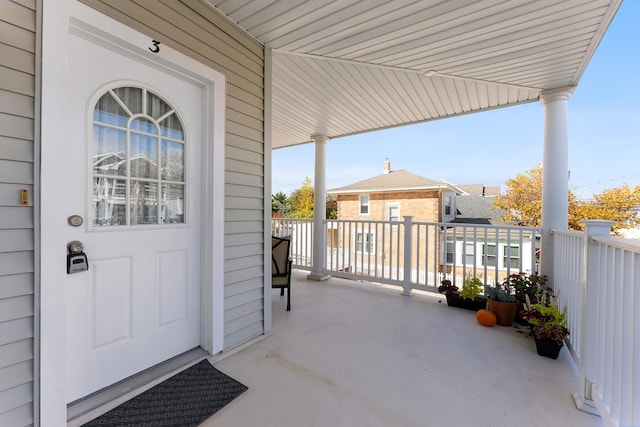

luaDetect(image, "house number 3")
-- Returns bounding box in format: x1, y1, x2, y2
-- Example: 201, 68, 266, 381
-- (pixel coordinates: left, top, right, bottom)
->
149, 40, 160, 53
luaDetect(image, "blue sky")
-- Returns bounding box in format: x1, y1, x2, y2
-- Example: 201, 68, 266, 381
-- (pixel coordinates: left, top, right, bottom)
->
272, 1, 638, 201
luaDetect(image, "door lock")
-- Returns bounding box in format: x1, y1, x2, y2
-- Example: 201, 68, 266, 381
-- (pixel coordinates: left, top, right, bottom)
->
67, 240, 89, 274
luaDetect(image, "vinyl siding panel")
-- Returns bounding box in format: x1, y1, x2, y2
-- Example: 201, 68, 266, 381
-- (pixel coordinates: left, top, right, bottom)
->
0, 317, 33, 346
0, 66, 34, 96
0, 273, 33, 299
0, 2, 35, 425
0, 90, 34, 118
0, 383, 32, 417
79, 0, 267, 351
0, 136, 33, 162
0, 339, 33, 367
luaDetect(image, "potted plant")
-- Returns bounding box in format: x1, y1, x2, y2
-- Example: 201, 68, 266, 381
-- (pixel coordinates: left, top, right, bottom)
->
439, 278, 487, 311
504, 273, 548, 323
459, 276, 487, 311
522, 293, 569, 359
532, 324, 569, 359
438, 279, 463, 308
484, 282, 518, 326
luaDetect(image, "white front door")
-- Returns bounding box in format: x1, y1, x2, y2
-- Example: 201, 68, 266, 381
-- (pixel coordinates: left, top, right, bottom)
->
59, 25, 204, 402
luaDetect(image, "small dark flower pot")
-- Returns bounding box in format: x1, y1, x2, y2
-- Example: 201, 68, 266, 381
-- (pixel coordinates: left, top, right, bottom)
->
445, 293, 487, 311
534, 337, 563, 359
445, 292, 464, 308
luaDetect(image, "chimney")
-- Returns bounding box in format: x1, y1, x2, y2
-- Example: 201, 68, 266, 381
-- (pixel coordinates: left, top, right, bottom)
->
383, 158, 391, 174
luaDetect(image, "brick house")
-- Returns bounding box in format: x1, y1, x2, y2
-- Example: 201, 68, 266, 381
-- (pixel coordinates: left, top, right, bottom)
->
326, 161, 460, 276
327, 160, 459, 224
325, 161, 531, 282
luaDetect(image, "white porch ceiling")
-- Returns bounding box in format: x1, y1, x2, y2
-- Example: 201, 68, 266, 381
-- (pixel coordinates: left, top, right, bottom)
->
208, 0, 623, 148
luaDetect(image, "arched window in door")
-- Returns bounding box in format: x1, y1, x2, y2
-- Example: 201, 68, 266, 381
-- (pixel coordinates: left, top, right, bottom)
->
91, 86, 186, 226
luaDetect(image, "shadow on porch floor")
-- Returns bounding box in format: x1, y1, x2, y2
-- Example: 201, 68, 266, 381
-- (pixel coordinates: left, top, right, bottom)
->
204, 271, 603, 427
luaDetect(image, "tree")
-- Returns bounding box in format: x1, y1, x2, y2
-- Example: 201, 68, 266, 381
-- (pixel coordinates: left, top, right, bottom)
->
287, 177, 314, 218
272, 191, 290, 214
575, 185, 640, 234
493, 165, 640, 234
493, 165, 544, 227
326, 195, 337, 220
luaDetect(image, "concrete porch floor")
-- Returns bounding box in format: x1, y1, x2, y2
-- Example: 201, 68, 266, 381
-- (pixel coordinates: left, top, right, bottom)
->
205, 271, 604, 427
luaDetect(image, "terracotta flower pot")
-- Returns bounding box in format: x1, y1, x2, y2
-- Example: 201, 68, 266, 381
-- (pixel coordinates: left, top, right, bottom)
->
487, 299, 518, 326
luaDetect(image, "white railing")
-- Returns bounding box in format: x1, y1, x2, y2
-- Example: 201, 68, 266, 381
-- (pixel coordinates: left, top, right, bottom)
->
553, 229, 585, 364
554, 221, 640, 427
271, 218, 314, 270
273, 217, 541, 293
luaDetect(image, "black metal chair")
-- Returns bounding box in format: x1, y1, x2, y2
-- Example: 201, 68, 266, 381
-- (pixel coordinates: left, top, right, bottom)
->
271, 236, 292, 311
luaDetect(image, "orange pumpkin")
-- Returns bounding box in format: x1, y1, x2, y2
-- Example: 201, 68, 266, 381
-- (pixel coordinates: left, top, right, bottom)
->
476, 309, 497, 327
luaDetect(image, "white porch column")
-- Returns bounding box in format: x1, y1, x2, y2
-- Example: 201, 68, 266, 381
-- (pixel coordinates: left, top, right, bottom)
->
307, 135, 331, 281
539, 88, 573, 285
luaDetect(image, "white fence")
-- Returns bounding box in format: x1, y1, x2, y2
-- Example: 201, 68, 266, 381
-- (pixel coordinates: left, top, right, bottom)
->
272, 217, 541, 293
272, 218, 314, 269
554, 221, 640, 427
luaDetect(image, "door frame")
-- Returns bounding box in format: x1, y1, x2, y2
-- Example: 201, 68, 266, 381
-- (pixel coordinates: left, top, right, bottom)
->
40, 2, 225, 424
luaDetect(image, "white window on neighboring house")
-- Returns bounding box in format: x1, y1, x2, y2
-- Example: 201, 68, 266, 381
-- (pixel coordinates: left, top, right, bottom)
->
504, 245, 520, 269
443, 192, 454, 219
387, 203, 400, 222
445, 238, 455, 264
359, 194, 370, 215
464, 242, 476, 266
483, 243, 497, 267
356, 231, 375, 254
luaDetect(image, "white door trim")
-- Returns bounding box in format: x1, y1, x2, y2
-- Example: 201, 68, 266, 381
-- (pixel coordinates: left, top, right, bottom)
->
40, 2, 225, 424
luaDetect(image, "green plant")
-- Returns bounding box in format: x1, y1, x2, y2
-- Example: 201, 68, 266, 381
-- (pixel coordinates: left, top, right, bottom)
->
504, 272, 547, 303
460, 277, 483, 300
484, 283, 517, 303
438, 279, 458, 295
532, 324, 569, 346
522, 303, 566, 327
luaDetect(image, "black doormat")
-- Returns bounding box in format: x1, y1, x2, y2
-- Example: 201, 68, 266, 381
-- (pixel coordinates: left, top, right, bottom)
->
83, 360, 248, 426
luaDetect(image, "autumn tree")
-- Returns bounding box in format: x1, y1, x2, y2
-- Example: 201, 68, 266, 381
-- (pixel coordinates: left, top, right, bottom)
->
493, 165, 544, 227
576, 185, 640, 234
493, 165, 640, 234
287, 177, 314, 218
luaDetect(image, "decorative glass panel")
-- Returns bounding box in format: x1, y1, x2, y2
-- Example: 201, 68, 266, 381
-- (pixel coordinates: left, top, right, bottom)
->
161, 140, 184, 181
147, 92, 172, 120
92, 86, 186, 227
112, 87, 143, 115
160, 112, 184, 139
92, 177, 127, 226
130, 117, 157, 134
93, 126, 126, 176
94, 92, 128, 126
130, 181, 158, 225
161, 184, 184, 224
130, 133, 158, 178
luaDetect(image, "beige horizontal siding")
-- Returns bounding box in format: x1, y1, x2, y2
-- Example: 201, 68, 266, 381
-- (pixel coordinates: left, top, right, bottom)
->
0, 66, 34, 96
79, 0, 267, 351
0, 20, 35, 52
0, 2, 35, 425
0, 2, 36, 32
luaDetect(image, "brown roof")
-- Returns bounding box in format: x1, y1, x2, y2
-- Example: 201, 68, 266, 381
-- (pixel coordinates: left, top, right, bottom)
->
327, 170, 454, 194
